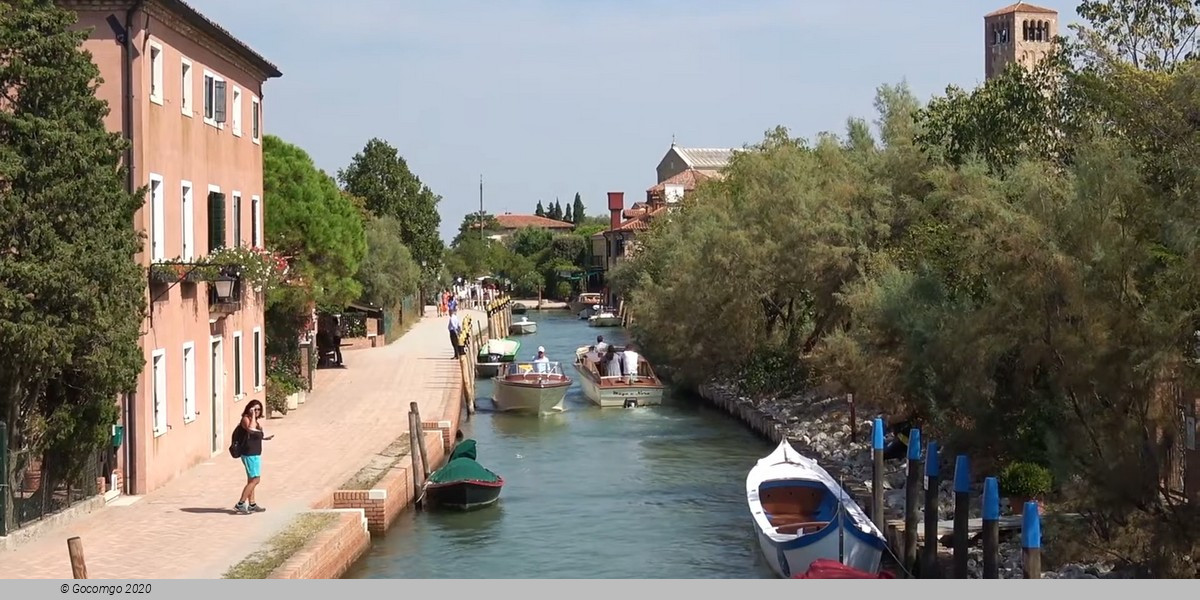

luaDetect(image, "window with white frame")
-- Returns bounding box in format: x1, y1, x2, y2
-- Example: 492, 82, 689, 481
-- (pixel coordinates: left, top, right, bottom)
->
251, 96, 260, 142
203, 71, 226, 126
149, 174, 164, 261
181, 181, 194, 260
181, 58, 193, 116
232, 87, 242, 136
182, 342, 196, 423
232, 192, 242, 247
152, 349, 167, 435
253, 328, 262, 389
233, 331, 243, 398
251, 195, 261, 247
149, 42, 163, 105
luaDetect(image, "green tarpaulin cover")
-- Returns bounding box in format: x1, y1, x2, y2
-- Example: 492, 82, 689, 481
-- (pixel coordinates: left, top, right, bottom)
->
428, 457, 501, 484
449, 439, 477, 461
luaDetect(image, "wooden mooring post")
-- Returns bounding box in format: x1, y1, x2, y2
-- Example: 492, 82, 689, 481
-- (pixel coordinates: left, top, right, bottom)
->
903, 428, 923, 576
67, 536, 87, 579
953, 455, 970, 578
922, 441, 940, 578
871, 418, 885, 533
408, 409, 425, 497
409, 402, 431, 480
982, 476, 1000, 579
1022, 502, 1042, 579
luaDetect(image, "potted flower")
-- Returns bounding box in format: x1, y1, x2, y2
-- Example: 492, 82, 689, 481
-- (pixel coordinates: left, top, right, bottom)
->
999, 461, 1052, 516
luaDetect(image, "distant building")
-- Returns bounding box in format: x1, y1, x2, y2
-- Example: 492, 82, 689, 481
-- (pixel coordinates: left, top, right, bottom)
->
655, 143, 739, 184
985, 2, 1059, 80
486, 213, 575, 240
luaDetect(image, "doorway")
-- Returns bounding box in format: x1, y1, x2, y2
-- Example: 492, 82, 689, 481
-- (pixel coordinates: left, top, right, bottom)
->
210, 337, 223, 455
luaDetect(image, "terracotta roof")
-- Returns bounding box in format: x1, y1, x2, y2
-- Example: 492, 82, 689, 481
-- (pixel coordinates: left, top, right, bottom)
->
610, 206, 667, 233
647, 169, 714, 193
985, 2, 1056, 17
494, 214, 575, 230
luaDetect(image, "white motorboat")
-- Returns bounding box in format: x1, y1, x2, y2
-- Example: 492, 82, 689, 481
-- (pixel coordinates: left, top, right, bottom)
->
746, 439, 888, 578
491, 361, 571, 414
572, 346, 664, 407
509, 316, 537, 335
587, 309, 621, 328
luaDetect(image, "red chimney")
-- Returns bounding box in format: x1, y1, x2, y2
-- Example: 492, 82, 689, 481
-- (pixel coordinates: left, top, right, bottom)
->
607, 191, 624, 231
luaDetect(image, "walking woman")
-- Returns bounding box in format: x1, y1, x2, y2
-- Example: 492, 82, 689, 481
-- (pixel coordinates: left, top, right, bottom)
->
235, 400, 273, 514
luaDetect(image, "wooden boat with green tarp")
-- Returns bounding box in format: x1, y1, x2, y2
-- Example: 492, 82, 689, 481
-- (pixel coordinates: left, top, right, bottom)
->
424, 441, 503, 510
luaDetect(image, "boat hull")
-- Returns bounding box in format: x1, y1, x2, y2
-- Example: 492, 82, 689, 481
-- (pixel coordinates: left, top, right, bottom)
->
511, 304, 528, 315
475, 362, 505, 378
588, 316, 621, 327
492, 377, 570, 414
509, 322, 537, 335
754, 519, 884, 578
574, 363, 664, 407
424, 480, 503, 511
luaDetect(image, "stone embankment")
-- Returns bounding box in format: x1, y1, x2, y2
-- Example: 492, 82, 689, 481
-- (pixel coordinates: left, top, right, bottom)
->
697, 380, 1126, 579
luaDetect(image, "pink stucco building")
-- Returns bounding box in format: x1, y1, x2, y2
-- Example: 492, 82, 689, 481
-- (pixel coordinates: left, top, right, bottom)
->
63, 0, 282, 494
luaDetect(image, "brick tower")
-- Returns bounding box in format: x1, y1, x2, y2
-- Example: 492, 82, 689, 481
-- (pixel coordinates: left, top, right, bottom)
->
984, 2, 1059, 80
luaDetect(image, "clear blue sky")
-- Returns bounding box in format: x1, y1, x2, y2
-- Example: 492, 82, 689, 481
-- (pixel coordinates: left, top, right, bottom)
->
189, 0, 1083, 243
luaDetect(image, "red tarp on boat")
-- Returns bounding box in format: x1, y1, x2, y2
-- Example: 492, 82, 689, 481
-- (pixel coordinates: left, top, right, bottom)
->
791, 559, 897, 579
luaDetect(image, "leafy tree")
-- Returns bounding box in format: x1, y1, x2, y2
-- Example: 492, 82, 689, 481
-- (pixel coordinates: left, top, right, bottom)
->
357, 215, 421, 310
535, 200, 545, 217
264, 135, 366, 310
1074, 0, 1200, 71
0, 0, 146, 529
451, 211, 500, 247
510, 227, 553, 258
337, 138, 443, 267
572, 192, 586, 223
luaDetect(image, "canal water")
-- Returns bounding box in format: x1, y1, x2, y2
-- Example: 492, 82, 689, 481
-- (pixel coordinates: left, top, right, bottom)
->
344, 310, 776, 579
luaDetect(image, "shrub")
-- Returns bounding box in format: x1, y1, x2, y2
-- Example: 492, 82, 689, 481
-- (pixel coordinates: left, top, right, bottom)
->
999, 461, 1053, 498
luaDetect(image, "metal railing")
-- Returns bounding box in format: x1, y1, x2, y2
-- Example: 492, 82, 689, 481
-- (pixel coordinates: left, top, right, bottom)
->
0, 421, 105, 536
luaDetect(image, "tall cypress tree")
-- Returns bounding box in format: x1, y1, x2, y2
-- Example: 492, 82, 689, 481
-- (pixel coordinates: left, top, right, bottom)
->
0, 0, 146, 529
564, 204, 573, 223
535, 200, 545, 217
572, 192, 585, 223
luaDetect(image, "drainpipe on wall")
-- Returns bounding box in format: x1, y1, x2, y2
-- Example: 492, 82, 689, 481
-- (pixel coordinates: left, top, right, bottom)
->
121, 0, 146, 496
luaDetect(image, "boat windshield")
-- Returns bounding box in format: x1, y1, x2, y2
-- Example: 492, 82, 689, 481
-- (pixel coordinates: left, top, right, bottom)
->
505, 361, 563, 376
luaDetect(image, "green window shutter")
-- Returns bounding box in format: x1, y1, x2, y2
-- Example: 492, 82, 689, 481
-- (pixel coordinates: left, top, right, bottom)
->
208, 191, 226, 252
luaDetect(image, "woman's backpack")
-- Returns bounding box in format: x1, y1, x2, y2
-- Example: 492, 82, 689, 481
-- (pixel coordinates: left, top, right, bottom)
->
229, 426, 246, 459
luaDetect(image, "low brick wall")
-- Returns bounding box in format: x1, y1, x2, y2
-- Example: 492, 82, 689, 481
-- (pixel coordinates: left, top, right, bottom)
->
331, 428, 450, 534
268, 509, 370, 579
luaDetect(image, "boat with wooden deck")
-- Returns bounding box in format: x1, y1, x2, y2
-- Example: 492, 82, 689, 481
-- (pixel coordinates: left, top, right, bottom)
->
747, 439, 888, 578
569, 292, 605, 317
476, 338, 521, 378
572, 346, 664, 407
491, 361, 572, 414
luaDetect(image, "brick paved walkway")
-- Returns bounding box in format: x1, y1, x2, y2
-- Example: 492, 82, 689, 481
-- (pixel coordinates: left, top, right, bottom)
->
0, 307, 473, 579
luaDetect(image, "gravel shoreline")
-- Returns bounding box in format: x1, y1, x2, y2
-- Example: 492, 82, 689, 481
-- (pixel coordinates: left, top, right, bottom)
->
697, 380, 1128, 579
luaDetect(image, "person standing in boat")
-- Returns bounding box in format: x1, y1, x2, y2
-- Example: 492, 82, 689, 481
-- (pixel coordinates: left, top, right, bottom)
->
533, 346, 551, 373
603, 345, 622, 378
622, 344, 641, 384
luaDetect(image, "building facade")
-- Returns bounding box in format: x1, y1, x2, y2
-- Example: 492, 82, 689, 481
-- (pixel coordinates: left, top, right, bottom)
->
984, 2, 1059, 80
64, 0, 281, 494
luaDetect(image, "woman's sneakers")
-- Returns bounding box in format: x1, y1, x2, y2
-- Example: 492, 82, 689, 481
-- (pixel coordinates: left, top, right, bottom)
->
233, 501, 264, 514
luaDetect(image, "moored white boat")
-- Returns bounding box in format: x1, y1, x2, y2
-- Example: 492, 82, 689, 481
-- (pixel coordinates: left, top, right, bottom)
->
587, 309, 621, 327
509, 316, 537, 335
572, 346, 664, 407
475, 338, 521, 378
746, 439, 888, 578
491, 361, 571, 414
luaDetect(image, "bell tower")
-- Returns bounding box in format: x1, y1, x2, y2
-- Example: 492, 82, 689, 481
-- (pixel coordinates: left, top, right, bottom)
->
985, 2, 1059, 80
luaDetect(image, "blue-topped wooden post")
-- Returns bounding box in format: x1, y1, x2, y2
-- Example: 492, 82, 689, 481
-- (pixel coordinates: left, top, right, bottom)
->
953, 454, 970, 578
1022, 501, 1042, 579
872, 418, 885, 532
922, 441, 940, 578
982, 476, 1000, 579
903, 428, 922, 575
